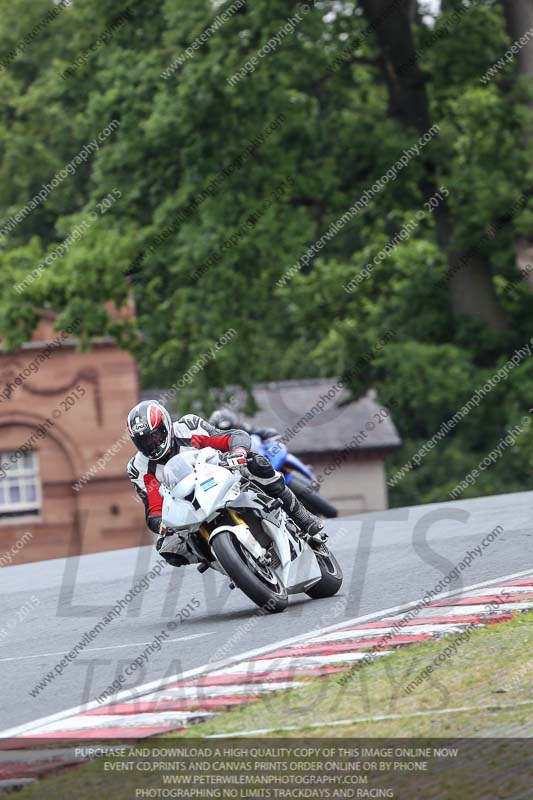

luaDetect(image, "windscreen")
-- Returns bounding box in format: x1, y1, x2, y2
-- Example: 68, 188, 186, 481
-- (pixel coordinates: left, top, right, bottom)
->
162, 452, 197, 489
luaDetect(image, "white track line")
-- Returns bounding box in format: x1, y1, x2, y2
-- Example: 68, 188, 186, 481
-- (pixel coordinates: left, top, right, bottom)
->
415, 602, 533, 618
453, 586, 533, 596
139, 683, 296, 702
0, 779, 35, 791
0, 747, 124, 764
307, 623, 473, 643
206, 700, 533, 737
0, 633, 214, 664
208, 651, 392, 676
2, 566, 532, 739
32, 712, 213, 734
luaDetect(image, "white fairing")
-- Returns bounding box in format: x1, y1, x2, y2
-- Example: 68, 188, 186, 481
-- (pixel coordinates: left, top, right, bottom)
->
159, 447, 321, 594
261, 517, 321, 593
160, 448, 240, 530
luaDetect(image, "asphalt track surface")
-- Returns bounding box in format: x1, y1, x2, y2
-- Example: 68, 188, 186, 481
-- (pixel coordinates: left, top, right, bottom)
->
1, 490, 532, 732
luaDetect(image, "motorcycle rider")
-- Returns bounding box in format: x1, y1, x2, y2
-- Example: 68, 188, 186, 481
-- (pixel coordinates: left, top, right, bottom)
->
209, 407, 279, 443
126, 400, 324, 567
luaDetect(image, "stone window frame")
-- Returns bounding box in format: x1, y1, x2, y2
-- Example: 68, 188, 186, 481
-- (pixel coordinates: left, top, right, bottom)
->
0, 450, 42, 518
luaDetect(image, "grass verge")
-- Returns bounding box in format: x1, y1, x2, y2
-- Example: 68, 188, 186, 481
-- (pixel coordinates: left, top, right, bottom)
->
11, 610, 533, 800
175, 608, 533, 738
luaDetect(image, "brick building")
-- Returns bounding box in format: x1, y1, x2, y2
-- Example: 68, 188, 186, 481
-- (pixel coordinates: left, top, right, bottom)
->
0, 311, 145, 565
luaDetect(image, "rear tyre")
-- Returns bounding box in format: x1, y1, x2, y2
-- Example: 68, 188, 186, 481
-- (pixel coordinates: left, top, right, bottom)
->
289, 474, 338, 518
211, 530, 288, 613
305, 544, 343, 599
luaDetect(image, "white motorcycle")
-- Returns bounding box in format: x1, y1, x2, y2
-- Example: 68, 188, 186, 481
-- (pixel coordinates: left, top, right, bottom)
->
159, 447, 343, 613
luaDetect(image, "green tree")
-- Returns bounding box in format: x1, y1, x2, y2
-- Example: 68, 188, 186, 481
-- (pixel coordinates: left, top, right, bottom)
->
0, 0, 532, 504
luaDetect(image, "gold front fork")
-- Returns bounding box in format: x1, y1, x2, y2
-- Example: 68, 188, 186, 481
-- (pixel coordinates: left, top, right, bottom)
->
199, 513, 248, 557
228, 510, 249, 528
199, 511, 247, 540
199, 526, 210, 542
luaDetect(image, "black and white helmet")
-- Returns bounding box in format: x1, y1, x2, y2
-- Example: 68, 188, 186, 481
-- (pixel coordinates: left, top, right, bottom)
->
127, 400, 173, 461
208, 408, 239, 431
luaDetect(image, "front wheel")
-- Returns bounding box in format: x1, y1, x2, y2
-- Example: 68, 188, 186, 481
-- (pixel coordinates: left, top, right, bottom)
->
305, 543, 343, 599
211, 530, 288, 613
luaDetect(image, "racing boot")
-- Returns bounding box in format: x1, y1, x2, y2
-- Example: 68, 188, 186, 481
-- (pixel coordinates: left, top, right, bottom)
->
277, 486, 325, 541
245, 452, 326, 541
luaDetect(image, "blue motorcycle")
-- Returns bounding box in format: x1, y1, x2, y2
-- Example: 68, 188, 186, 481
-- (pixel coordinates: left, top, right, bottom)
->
250, 431, 338, 518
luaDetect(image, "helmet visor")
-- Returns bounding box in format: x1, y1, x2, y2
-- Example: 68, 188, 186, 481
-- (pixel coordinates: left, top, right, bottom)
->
133, 422, 169, 460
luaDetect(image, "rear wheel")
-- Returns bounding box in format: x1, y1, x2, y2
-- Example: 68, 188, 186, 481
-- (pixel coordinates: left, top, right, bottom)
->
289, 474, 338, 518
305, 543, 343, 598
211, 530, 288, 613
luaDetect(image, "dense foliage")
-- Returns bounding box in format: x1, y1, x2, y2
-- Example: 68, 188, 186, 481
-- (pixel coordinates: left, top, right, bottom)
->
0, 0, 532, 505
